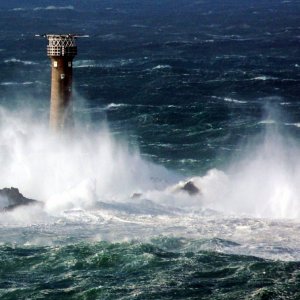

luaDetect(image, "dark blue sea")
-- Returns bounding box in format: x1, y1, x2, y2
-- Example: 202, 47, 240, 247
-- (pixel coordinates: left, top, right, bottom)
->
0, 0, 300, 299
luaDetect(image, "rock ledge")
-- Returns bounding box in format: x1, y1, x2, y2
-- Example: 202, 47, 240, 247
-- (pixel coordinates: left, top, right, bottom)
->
0, 187, 42, 211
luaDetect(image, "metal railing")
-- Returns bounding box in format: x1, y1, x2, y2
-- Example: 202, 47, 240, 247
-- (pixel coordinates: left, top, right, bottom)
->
47, 45, 77, 57
46, 34, 77, 57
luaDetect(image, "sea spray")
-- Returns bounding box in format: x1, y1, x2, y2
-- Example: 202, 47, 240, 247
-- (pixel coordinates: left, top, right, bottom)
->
1, 1, 300, 298
185, 116, 300, 218
2, 104, 300, 219
0, 106, 177, 216
225, 126, 300, 218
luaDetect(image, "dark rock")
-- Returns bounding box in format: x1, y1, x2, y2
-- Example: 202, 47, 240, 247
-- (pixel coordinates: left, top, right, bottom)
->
180, 181, 200, 196
130, 193, 143, 199
0, 187, 42, 212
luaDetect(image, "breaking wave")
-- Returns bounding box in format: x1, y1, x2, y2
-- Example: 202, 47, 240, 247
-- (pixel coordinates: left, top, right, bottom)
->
1, 105, 300, 220
33, 6, 75, 11
0, 107, 177, 216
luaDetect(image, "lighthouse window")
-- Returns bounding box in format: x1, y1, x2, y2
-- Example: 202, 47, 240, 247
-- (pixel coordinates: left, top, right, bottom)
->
61, 74, 65, 80
68, 61, 72, 67
53, 61, 58, 68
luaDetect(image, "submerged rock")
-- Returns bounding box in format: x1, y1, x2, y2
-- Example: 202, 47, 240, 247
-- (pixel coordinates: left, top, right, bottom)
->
180, 181, 200, 196
171, 180, 201, 196
130, 193, 143, 200
0, 187, 42, 212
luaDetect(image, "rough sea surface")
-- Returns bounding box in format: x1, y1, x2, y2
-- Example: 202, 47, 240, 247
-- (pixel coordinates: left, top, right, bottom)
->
0, 0, 300, 299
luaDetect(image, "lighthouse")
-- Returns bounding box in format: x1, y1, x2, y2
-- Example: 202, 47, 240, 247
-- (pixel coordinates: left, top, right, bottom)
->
36, 33, 87, 130
44, 34, 78, 131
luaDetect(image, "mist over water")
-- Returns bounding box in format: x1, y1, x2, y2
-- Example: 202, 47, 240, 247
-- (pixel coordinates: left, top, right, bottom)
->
227, 128, 300, 218
0, 106, 177, 215
1, 103, 300, 221
201, 124, 300, 218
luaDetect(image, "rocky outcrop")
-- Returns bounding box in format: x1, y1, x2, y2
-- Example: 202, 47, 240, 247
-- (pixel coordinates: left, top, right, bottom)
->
0, 187, 42, 212
180, 181, 200, 196
171, 180, 201, 196
129, 180, 201, 202
130, 193, 143, 200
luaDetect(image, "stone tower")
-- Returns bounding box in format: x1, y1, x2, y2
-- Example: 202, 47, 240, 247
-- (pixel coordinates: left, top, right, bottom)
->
46, 34, 77, 131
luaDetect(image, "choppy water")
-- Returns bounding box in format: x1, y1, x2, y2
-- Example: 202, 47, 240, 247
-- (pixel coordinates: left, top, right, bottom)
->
1, 239, 300, 300
0, 0, 300, 299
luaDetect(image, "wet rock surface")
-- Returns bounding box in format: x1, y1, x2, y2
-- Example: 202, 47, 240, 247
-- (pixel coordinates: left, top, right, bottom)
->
0, 188, 42, 211
180, 181, 200, 195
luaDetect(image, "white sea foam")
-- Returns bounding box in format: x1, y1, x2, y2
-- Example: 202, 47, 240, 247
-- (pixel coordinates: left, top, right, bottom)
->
285, 123, 300, 128
258, 119, 276, 125
252, 76, 277, 81
33, 6, 74, 11
73, 60, 96, 68
131, 24, 148, 28
0, 81, 40, 86
12, 6, 74, 11
105, 103, 128, 109
152, 65, 172, 70
98, 34, 125, 41
0, 82, 18, 86
73, 59, 133, 69
224, 97, 247, 104
12, 8, 26, 11
4, 58, 38, 65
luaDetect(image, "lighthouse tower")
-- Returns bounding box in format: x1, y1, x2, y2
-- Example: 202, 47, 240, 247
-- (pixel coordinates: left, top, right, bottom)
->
46, 34, 77, 131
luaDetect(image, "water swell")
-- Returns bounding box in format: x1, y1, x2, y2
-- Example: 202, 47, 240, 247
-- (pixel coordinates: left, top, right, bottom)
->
1, 105, 300, 219
1, 239, 300, 299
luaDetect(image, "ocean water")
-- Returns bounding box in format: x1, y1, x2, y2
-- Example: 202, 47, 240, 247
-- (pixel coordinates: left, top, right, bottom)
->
1, 0, 300, 299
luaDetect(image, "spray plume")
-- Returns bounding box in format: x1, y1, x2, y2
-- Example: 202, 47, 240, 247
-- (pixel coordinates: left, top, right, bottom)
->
0, 106, 176, 215
1, 104, 300, 220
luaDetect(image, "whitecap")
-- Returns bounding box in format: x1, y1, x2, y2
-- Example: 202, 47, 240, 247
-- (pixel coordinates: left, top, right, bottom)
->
152, 65, 172, 70
131, 24, 147, 28
0, 81, 41, 86
97, 34, 125, 41
252, 76, 277, 81
4, 58, 38, 65
0, 82, 17, 86
12, 8, 26, 11
224, 97, 247, 104
73, 60, 96, 68
33, 5, 74, 11
179, 159, 199, 164
75, 103, 129, 113
285, 123, 300, 128
258, 119, 276, 125
106, 103, 129, 109
74, 59, 133, 69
